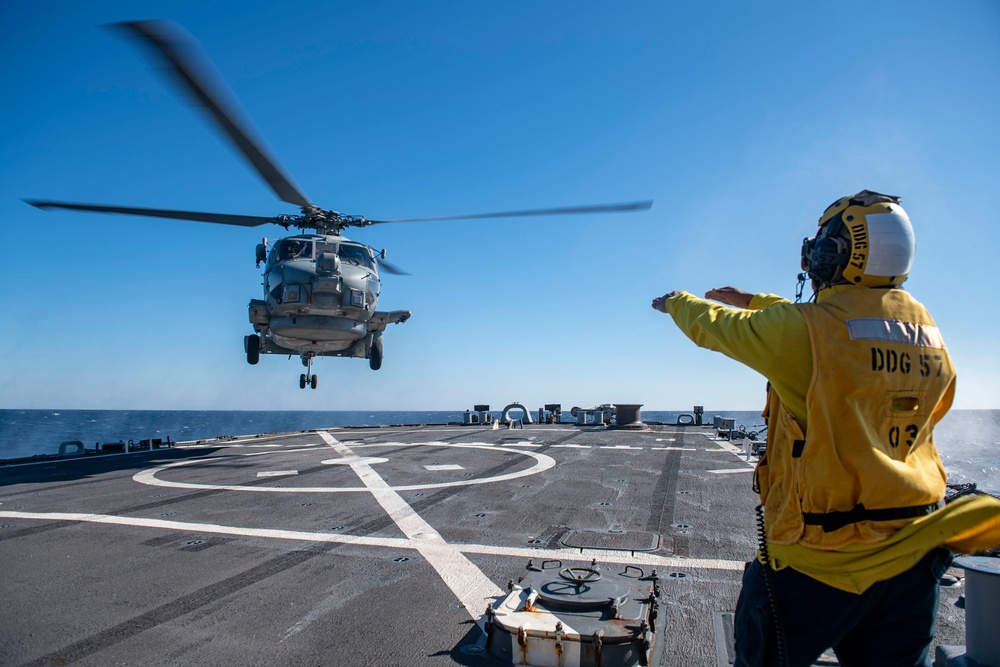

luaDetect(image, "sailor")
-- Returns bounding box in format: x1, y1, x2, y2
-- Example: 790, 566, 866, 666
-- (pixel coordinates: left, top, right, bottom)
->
652, 190, 1000, 667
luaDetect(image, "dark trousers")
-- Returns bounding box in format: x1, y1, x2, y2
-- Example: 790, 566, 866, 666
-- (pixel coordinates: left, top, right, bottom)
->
733, 548, 953, 667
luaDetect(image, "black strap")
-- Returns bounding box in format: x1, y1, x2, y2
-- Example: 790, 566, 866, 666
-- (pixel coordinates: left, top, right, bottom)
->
802, 500, 944, 533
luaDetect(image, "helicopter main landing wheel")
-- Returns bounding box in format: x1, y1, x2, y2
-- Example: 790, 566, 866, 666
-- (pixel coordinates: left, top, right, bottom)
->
244, 334, 260, 365
369, 334, 383, 371
299, 374, 306, 389
310, 374, 318, 389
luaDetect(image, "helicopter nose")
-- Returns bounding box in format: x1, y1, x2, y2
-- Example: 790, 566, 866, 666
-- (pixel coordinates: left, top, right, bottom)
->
281, 265, 314, 285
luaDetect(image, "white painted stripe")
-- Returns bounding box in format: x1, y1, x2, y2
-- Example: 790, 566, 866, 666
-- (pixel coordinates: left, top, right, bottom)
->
424, 464, 463, 471
0, 510, 745, 572
655, 438, 677, 442
600, 445, 642, 450
552, 444, 590, 449
709, 468, 755, 474
651, 447, 696, 451
321, 457, 388, 466
458, 542, 744, 570
256, 470, 298, 477
0, 510, 412, 548
318, 432, 504, 625
177, 433, 321, 447
707, 443, 744, 454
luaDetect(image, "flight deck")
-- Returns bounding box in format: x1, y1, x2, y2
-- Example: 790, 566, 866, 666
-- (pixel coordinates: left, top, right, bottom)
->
0, 422, 968, 666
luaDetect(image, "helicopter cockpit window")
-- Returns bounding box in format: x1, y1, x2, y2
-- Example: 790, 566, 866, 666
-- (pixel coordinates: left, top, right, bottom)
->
275, 239, 313, 261
337, 243, 375, 270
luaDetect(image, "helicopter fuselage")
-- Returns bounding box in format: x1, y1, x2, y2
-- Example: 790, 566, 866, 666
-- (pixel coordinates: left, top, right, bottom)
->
247, 234, 410, 367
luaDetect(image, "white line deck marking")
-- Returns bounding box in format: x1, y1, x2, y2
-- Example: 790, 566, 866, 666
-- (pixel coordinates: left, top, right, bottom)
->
600, 445, 642, 450
552, 444, 590, 449
321, 457, 388, 466
424, 464, 464, 471
709, 468, 755, 474
318, 432, 503, 627
651, 447, 696, 451
256, 470, 298, 477
0, 510, 744, 573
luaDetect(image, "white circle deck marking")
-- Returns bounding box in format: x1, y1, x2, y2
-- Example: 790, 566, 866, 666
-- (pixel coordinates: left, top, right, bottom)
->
134, 441, 554, 493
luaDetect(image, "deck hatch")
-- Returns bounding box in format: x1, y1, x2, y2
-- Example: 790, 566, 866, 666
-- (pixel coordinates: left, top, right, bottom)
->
562, 529, 659, 552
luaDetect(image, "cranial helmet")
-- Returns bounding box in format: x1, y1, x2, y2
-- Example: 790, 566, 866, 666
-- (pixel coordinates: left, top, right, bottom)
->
800, 189, 915, 288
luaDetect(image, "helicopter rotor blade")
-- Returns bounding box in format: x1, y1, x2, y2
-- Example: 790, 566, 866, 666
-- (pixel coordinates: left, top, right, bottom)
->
24, 199, 277, 227
366, 200, 653, 224
375, 257, 410, 276
113, 20, 314, 210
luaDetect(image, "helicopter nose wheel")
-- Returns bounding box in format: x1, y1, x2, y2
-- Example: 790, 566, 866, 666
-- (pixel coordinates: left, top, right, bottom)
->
299, 355, 318, 389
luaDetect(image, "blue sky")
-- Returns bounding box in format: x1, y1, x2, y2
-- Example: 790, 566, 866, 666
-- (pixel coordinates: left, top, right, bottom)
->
1, 1, 998, 411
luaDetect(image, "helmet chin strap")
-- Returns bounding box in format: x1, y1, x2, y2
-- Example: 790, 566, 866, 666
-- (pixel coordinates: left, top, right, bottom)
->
795, 272, 819, 303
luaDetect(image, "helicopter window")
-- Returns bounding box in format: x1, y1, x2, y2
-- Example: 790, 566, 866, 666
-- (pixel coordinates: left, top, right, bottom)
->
275, 239, 313, 261
337, 243, 375, 270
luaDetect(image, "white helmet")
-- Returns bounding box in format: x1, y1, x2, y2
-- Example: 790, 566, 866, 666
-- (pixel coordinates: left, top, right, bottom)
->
800, 190, 915, 288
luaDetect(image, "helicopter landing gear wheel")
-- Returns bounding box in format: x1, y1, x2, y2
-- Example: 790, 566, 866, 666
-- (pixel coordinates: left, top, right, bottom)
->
244, 334, 260, 365
299, 354, 318, 389
369, 334, 383, 371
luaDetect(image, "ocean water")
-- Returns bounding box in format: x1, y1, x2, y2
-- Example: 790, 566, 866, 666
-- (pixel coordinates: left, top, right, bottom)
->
1, 409, 997, 494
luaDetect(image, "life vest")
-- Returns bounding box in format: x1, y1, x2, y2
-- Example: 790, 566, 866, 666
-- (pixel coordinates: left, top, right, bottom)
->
754, 287, 955, 550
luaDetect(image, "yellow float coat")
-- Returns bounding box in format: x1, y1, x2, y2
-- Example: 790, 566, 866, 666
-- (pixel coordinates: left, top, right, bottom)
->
664, 286, 1000, 593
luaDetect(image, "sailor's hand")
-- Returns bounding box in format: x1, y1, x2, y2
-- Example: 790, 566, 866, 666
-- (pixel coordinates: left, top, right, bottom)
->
652, 292, 680, 312
705, 286, 753, 309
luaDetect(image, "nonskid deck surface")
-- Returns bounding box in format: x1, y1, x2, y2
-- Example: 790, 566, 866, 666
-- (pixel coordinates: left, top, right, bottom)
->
0, 424, 965, 666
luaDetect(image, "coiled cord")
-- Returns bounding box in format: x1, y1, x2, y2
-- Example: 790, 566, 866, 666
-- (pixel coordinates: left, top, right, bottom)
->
755, 504, 789, 667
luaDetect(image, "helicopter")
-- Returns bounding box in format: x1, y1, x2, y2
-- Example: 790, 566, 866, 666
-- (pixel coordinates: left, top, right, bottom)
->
25, 20, 652, 389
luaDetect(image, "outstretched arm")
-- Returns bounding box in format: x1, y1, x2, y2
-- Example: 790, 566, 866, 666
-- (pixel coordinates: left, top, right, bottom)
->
653, 287, 755, 313
704, 286, 754, 308
651, 292, 680, 312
